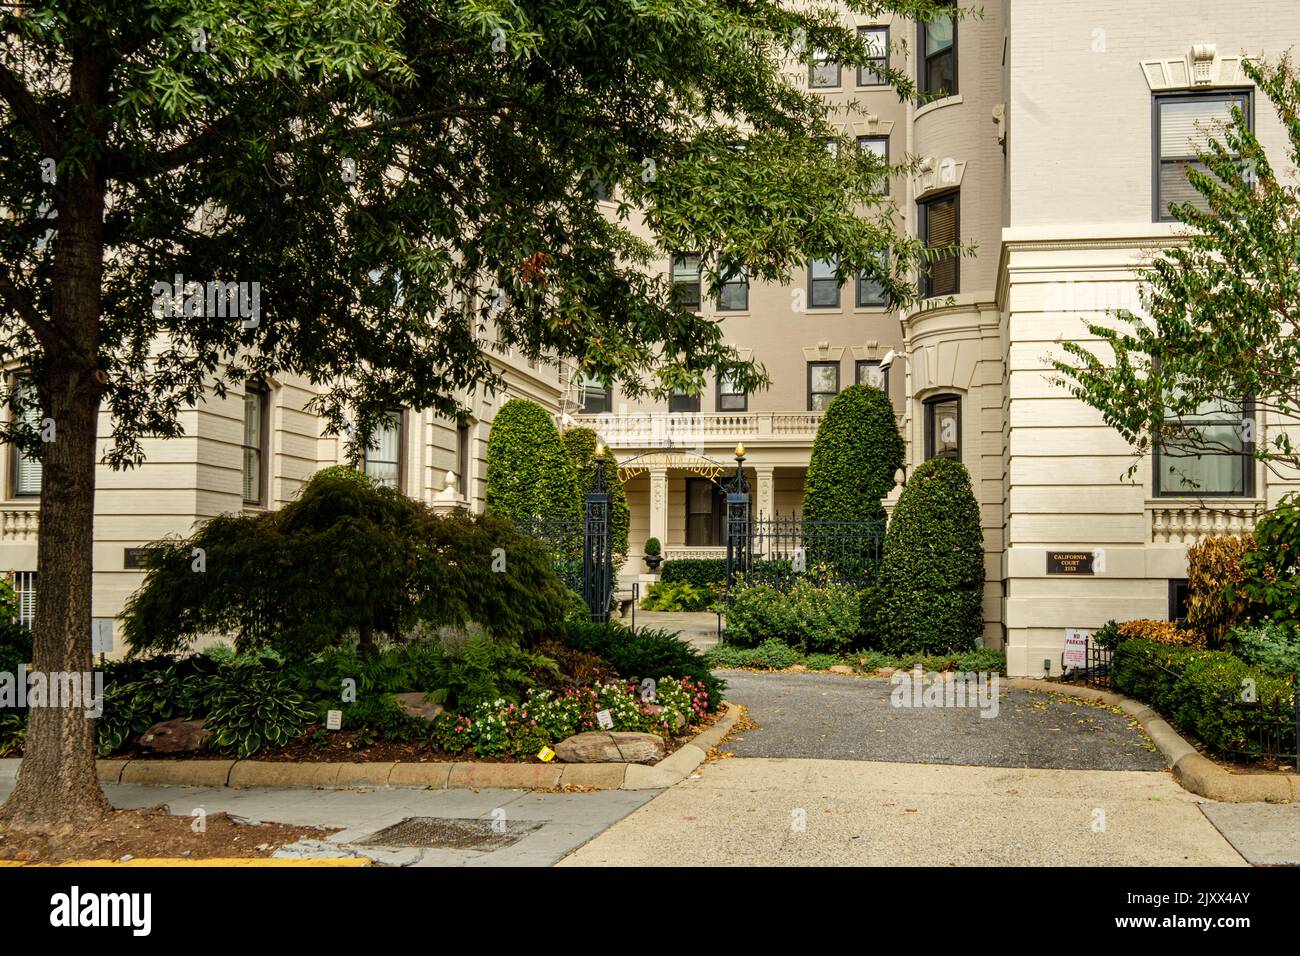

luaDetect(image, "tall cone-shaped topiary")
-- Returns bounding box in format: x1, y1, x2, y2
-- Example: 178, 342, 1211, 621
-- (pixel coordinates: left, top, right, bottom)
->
874, 457, 985, 654
802, 384, 903, 524
486, 398, 581, 526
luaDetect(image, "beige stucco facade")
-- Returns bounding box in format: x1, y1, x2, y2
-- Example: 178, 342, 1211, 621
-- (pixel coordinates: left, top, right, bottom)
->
3, 1, 1297, 674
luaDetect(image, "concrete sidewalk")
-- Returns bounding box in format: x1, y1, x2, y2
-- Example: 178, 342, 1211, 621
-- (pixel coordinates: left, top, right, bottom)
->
558, 757, 1247, 866
0, 772, 657, 867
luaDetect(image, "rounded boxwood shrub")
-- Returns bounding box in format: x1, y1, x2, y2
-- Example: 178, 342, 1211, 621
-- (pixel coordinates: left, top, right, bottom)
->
486, 398, 580, 526
803, 384, 903, 525
562, 427, 630, 559
875, 458, 984, 654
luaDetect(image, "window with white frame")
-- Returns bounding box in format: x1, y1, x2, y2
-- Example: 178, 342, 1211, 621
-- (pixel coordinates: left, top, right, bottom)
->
242, 383, 267, 505
809, 50, 840, 88
671, 253, 702, 309
10, 383, 42, 497
1154, 396, 1254, 497
364, 411, 403, 490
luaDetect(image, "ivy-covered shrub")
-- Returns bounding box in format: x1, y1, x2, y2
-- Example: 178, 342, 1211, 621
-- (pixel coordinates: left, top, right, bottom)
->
725, 579, 860, 653
874, 458, 984, 654
122, 469, 571, 657
639, 581, 712, 612
1185, 533, 1252, 647
1233, 496, 1300, 625
486, 398, 580, 526
1117, 619, 1204, 647
1112, 639, 1294, 760
1230, 621, 1300, 678
802, 384, 903, 525
561, 620, 724, 710
660, 558, 727, 591
563, 427, 630, 560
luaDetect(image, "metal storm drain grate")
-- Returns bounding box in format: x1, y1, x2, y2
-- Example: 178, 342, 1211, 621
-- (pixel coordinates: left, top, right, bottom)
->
356, 817, 543, 851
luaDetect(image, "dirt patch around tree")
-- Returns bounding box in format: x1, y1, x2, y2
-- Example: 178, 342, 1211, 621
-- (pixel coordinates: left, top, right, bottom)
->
0, 806, 339, 863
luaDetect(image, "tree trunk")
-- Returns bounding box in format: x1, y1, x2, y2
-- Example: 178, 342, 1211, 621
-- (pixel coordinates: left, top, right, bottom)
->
358, 620, 377, 657
0, 363, 111, 831
0, 44, 111, 831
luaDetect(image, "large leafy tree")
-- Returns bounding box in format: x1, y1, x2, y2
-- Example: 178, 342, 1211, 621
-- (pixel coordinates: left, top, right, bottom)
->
0, 0, 950, 830
1052, 58, 1300, 489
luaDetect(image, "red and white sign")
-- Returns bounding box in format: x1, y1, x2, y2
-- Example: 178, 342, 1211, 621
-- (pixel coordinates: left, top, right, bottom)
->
1063, 628, 1090, 669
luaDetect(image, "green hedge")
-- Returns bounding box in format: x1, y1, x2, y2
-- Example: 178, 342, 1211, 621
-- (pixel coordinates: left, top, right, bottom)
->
803, 384, 903, 525
563, 427, 630, 558
485, 398, 580, 526
725, 579, 860, 653
874, 458, 984, 654
661, 558, 727, 590
1112, 639, 1296, 759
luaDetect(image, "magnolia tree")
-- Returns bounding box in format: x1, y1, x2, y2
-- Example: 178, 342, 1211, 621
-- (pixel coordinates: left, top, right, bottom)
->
1052, 58, 1300, 494
0, 0, 958, 830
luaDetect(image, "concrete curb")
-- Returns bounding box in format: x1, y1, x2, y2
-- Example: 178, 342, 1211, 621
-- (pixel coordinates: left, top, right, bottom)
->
6, 701, 743, 794
1008, 678, 1300, 803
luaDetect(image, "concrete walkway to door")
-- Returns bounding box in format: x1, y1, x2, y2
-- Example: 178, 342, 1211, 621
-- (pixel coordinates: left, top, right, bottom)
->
627, 610, 720, 651
558, 670, 1248, 866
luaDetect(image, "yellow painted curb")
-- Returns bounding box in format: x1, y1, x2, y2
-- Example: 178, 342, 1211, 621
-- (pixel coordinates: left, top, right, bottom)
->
0, 857, 370, 867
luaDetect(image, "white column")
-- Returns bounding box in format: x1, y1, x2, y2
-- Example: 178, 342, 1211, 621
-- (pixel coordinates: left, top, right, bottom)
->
649, 467, 669, 545
755, 466, 775, 520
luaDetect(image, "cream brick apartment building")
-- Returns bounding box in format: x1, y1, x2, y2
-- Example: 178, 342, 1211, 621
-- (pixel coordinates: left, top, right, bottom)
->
2, 0, 1297, 675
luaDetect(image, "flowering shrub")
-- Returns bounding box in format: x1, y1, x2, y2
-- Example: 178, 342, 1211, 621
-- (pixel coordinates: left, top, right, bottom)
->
427, 678, 709, 759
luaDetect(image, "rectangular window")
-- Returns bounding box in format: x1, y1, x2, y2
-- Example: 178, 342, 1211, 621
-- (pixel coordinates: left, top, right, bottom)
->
1169, 579, 1190, 622
364, 410, 403, 491
925, 394, 961, 460
918, 1, 956, 98
241, 384, 267, 505
918, 190, 959, 297
669, 389, 700, 413
12, 571, 35, 627
809, 51, 840, 88
856, 359, 889, 395
686, 477, 724, 546
856, 249, 890, 307
718, 261, 749, 311
10, 383, 41, 497
808, 362, 840, 411
858, 26, 889, 86
671, 253, 702, 309
456, 422, 471, 498
1154, 397, 1253, 497
857, 135, 890, 193
578, 374, 612, 415
808, 257, 840, 308
1153, 90, 1252, 222
717, 372, 747, 412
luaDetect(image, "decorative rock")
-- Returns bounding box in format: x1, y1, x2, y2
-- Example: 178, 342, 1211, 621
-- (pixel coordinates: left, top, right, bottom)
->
393, 692, 445, 723
828, 664, 855, 675
554, 731, 666, 764
137, 718, 210, 753
788, 664, 808, 673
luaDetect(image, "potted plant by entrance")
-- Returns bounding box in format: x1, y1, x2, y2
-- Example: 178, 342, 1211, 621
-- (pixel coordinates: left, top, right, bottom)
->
643, 537, 663, 572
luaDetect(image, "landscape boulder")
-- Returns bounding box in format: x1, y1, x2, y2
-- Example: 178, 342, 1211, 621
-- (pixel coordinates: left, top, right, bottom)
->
137, 718, 211, 753
554, 731, 666, 764
393, 692, 445, 723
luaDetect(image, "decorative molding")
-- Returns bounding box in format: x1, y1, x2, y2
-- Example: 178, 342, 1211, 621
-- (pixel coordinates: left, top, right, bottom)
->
1142, 48, 1254, 91
915, 156, 966, 197
851, 116, 896, 138
802, 344, 847, 361
851, 341, 889, 361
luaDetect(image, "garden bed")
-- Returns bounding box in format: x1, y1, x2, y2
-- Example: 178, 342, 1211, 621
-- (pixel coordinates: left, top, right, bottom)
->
0, 807, 339, 863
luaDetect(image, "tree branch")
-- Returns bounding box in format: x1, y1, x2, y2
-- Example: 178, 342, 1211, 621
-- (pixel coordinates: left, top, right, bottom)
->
0, 60, 59, 156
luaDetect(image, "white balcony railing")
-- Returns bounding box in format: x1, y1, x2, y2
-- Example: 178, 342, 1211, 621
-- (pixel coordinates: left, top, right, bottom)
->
0, 507, 39, 542
574, 411, 824, 448
1149, 502, 1263, 544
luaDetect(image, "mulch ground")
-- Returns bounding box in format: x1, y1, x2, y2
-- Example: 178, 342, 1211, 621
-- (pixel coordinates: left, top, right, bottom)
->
0, 807, 338, 863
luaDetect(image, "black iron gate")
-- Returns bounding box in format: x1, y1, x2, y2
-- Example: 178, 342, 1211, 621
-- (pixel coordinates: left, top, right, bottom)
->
515, 453, 614, 623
